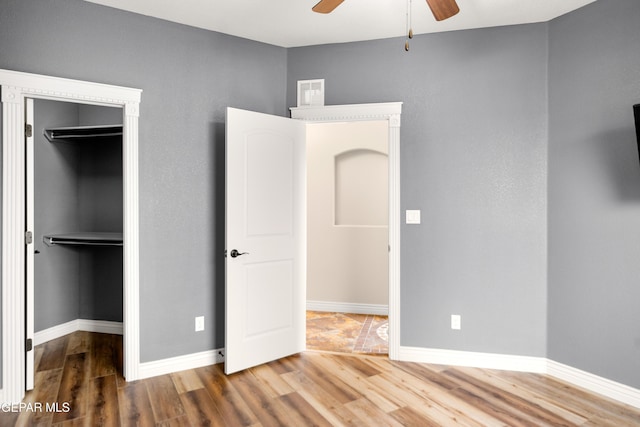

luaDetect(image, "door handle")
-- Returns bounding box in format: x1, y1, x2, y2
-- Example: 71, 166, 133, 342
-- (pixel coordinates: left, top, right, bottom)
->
229, 249, 249, 258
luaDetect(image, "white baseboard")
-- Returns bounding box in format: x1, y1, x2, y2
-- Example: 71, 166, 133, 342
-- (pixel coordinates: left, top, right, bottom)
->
397, 346, 640, 409
398, 346, 548, 373
306, 300, 388, 315
33, 318, 224, 382
31, 320, 640, 409
34, 319, 123, 346
547, 360, 640, 409
138, 348, 225, 380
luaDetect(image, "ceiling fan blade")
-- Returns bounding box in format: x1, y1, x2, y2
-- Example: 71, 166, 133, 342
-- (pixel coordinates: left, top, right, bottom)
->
425, 0, 460, 21
312, 0, 344, 14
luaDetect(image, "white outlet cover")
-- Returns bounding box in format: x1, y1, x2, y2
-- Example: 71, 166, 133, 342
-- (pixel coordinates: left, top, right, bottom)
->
406, 209, 421, 224
195, 316, 205, 332
451, 314, 461, 330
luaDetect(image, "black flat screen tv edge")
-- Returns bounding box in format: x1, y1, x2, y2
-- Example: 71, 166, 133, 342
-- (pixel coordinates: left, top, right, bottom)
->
635, 104, 640, 164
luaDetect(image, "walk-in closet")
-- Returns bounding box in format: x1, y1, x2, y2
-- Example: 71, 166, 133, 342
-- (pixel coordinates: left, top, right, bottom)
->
32, 99, 124, 336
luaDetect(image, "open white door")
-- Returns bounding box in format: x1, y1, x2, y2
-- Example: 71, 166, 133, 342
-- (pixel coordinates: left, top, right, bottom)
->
225, 107, 306, 375
25, 98, 35, 390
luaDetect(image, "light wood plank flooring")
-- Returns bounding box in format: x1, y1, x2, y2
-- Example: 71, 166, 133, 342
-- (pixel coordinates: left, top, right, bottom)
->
3, 332, 640, 426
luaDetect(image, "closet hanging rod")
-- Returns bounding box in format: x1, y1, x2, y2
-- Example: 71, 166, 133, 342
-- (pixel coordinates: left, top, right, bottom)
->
43, 124, 123, 143
43, 232, 123, 247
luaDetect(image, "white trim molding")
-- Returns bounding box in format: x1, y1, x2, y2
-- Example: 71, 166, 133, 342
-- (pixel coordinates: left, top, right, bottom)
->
138, 349, 225, 380
291, 102, 402, 361
398, 346, 640, 409
398, 346, 548, 373
306, 301, 388, 316
31, 320, 225, 387
547, 360, 640, 409
31, 318, 223, 381
291, 102, 402, 123
34, 320, 124, 346
0, 69, 141, 404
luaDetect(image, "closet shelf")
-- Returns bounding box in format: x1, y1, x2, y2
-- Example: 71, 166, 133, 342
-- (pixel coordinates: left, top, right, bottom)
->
43, 124, 123, 143
43, 232, 123, 247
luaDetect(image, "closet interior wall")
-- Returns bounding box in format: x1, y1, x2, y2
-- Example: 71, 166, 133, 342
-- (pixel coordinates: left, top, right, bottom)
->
34, 99, 123, 333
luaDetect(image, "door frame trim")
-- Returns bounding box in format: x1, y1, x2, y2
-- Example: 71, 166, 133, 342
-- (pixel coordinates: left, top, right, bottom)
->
291, 102, 402, 359
0, 69, 142, 403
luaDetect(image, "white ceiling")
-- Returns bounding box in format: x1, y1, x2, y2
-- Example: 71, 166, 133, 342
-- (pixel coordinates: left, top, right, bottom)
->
83, 0, 597, 48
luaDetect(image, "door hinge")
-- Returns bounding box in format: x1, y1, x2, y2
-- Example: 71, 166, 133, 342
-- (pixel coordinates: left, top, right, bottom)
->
25, 123, 33, 138
25, 230, 33, 245
26, 338, 33, 352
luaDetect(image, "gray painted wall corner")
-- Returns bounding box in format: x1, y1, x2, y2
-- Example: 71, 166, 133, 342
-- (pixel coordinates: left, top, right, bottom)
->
547, 0, 640, 388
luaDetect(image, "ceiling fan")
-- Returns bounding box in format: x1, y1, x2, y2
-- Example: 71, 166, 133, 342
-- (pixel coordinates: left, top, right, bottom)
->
312, 0, 460, 21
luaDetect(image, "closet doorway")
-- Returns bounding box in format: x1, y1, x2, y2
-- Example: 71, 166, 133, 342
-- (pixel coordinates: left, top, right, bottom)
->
305, 120, 390, 355
0, 69, 141, 404
25, 98, 125, 388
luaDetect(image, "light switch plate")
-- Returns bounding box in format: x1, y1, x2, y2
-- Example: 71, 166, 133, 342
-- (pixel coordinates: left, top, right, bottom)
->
406, 210, 421, 224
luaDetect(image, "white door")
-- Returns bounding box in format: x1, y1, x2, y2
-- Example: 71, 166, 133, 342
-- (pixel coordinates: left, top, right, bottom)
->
225, 107, 306, 375
25, 98, 35, 390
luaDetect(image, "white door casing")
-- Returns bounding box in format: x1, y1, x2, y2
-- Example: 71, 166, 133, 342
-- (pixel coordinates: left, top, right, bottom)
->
0, 69, 141, 404
291, 102, 402, 360
225, 107, 307, 374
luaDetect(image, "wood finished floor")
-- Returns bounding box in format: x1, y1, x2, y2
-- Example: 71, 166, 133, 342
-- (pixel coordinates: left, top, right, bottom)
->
4, 332, 640, 426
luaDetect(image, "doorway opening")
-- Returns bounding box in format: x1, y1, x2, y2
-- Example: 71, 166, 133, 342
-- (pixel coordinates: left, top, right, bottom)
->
224, 103, 401, 373
27, 98, 125, 385
0, 69, 141, 404
305, 120, 389, 355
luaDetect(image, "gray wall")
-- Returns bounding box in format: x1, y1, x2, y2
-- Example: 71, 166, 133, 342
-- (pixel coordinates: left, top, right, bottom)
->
76, 104, 124, 322
548, 0, 640, 388
0, 0, 288, 364
288, 25, 550, 357
34, 99, 82, 330
288, 1, 640, 389
34, 99, 123, 330
2, 0, 640, 392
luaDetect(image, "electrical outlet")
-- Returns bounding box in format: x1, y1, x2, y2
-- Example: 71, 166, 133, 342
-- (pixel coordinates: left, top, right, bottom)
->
406, 210, 421, 224
451, 314, 461, 330
195, 316, 205, 332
